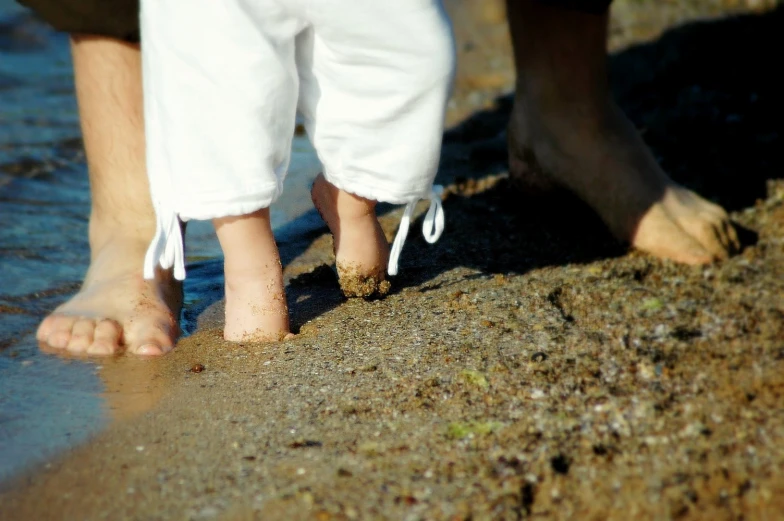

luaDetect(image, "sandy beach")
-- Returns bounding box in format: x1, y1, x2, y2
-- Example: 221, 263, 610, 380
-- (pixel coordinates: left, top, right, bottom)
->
1, 1, 783, 519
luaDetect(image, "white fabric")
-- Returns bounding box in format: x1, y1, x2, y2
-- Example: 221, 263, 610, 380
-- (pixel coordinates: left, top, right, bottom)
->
141, 0, 455, 280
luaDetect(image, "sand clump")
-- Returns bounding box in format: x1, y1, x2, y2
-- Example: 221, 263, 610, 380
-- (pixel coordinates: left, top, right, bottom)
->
336, 262, 391, 300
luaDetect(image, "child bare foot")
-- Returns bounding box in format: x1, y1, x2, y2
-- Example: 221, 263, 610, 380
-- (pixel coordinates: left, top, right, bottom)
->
311, 174, 391, 298
214, 209, 290, 342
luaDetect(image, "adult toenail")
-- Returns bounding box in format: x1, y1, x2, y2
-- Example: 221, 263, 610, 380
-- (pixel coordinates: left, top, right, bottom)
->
48, 337, 67, 349
137, 344, 165, 356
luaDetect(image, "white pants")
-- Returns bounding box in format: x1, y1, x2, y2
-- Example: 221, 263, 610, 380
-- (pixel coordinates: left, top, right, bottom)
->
141, 0, 456, 280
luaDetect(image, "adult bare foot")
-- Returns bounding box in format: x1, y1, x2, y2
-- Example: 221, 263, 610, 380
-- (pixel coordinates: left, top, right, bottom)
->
311, 174, 391, 298
37, 237, 181, 356
506, 0, 739, 265
36, 36, 182, 355
214, 209, 290, 342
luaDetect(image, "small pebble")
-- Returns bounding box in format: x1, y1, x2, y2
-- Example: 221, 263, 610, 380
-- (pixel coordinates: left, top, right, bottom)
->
531, 352, 548, 363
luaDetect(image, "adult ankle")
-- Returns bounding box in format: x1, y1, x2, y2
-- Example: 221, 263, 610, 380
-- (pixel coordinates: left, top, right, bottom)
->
515, 78, 610, 121
88, 210, 157, 254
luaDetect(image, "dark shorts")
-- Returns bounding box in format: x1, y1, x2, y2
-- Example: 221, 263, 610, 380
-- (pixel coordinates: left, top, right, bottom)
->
18, 0, 612, 42
17, 0, 140, 42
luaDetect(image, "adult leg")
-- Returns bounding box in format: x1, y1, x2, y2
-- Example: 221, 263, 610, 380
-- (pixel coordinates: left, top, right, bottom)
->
36, 36, 181, 356
506, 0, 739, 264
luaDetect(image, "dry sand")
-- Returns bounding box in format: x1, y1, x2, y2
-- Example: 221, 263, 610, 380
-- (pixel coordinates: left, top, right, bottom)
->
1, 1, 782, 520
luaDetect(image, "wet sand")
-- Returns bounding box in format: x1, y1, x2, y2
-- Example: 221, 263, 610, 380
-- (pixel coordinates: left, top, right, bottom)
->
2, 1, 783, 519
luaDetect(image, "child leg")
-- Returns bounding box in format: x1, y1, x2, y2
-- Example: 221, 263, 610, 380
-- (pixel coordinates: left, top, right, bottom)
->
311, 173, 390, 298
214, 209, 289, 342
141, 0, 301, 341
297, 1, 455, 290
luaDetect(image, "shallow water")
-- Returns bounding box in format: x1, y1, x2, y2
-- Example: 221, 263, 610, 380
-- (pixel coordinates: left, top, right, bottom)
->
0, 1, 322, 482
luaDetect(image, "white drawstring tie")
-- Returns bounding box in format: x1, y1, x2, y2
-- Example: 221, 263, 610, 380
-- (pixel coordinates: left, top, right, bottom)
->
143, 206, 186, 281
143, 186, 445, 282
388, 185, 444, 276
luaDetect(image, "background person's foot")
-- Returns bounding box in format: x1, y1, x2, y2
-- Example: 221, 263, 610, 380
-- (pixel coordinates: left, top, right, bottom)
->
502, 0, 740, 265
508, 95, 739, 264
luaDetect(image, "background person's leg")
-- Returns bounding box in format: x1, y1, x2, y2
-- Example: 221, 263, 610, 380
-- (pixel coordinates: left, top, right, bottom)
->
535, 0, 612, 15
506, 0, 739, 264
